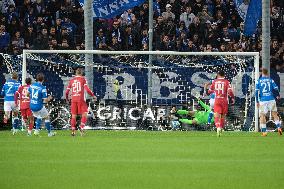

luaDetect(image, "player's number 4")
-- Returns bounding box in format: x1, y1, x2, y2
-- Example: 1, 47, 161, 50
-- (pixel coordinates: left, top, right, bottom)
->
72, 81, 81, 93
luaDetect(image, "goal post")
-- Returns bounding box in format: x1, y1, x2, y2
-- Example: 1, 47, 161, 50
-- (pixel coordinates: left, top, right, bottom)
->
22, 49, 260, 131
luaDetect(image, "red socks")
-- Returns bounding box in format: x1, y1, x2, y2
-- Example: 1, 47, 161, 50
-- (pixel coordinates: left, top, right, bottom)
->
214, 116, 220, 128
71, 117, 76, 130
220, 117, 225, 129
80, 116, 87, 129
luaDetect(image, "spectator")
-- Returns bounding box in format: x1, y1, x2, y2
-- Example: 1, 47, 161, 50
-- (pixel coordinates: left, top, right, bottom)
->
178, 30, 189, 51
49, 38, 59, 50
23, 7, 36, 26
124, 26, 139, 50
192, 33, 201, 47
59, 26, 74, 48
179, 6, 195, 28
6, 17, 20, 35
186, 40, 198, 52
120, 9, 135, 26
192, 0, 204, 15
196, 6, 213, 24
0, 0, 15, 14
0, 24, 10, 52
54, 18, 62, 34
107, 36, 121, 51
33, 0, 45, 16
159, 35, 175, 51
164, 18, 176, 37
59, 38, 70, 50
110, 21, 123, 44
154, 16, 165, 47
219, 43, 227, 52
32, 27, 49, 50
5, 4, 18, 24
48, 26, 57, 41
162, 4, 175, 21
176, 21, 188, 38
11, 30, 24, 53
24, 24, 36, 49
95, 29, 106, 49
61, 16, 77, 39
141, 28, 148, 47
189, 17, 204, 39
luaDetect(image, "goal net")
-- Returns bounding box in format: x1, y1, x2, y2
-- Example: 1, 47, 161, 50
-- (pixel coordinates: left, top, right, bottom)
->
1, 50, 260, 131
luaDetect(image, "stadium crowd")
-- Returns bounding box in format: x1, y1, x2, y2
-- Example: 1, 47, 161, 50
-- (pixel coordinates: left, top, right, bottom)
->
0, 0, 283, 69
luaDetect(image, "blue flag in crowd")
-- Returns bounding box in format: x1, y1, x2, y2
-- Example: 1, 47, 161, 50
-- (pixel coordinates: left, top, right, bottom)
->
79, 0, 145, 19
234, 0, 262, 36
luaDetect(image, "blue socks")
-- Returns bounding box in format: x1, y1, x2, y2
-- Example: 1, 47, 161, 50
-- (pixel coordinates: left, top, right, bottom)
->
260, 123, 267, 132
36, 118, 42, 130
45, 120, 51, 134
275, 120, 281, 129
208, 112, 213, 124
12, 117, 19, 130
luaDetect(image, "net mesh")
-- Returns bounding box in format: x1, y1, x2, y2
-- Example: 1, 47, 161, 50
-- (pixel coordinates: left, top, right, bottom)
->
0, 52, 256, 131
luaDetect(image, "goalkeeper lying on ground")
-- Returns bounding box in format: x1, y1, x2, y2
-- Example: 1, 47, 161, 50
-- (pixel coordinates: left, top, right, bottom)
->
177, 99, 214, 125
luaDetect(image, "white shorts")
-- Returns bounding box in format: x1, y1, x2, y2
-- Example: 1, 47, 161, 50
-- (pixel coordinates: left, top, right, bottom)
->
259, 100, 277, 115
209, 99, 215, 110
4, 101, 18, 112
32, 107, 49, 119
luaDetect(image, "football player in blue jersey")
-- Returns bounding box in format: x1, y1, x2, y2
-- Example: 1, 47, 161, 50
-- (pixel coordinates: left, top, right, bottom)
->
256, 68, 282, 136
1, 72, 21, 135
28, 73, 55, 137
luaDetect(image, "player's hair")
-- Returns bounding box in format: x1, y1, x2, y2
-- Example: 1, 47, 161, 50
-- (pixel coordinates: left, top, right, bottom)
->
11, 72, 18, 79
262, 68, 268, 75
76, 68, 83, 75
25, 77, 32, 85
217, 70, 225, 77
36, 73, 45, 82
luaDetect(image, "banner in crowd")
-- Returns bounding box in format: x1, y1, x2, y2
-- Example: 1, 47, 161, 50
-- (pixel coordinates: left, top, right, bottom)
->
234, 0, 262, 36
79, 0, 146, 18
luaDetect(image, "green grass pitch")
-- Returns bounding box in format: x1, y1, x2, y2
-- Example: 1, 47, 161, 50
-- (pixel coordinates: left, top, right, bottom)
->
0, 130, 283, 189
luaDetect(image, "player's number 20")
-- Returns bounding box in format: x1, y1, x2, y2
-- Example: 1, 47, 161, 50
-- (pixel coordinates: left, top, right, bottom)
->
72, 81, 81, 93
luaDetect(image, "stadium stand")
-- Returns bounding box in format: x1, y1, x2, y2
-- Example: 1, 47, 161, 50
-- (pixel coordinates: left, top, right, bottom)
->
0, 0, 283, 68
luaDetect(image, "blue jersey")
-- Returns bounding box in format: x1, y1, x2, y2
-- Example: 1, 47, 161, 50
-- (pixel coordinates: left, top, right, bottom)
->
28, 82, 47, 111
210, 93, 216, 100
1, 79, 21, 102
255, 76, 279, 102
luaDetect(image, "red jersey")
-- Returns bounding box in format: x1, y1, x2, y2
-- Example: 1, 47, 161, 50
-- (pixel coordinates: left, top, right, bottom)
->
15, 85, 30, 109
66, 76, 94, 102
208, 78, 234, 101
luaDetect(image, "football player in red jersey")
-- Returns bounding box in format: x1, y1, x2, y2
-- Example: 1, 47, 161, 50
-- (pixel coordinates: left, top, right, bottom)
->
208, 71, 235, 137
14, 78, 34, 136
66, 67, 96, 136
